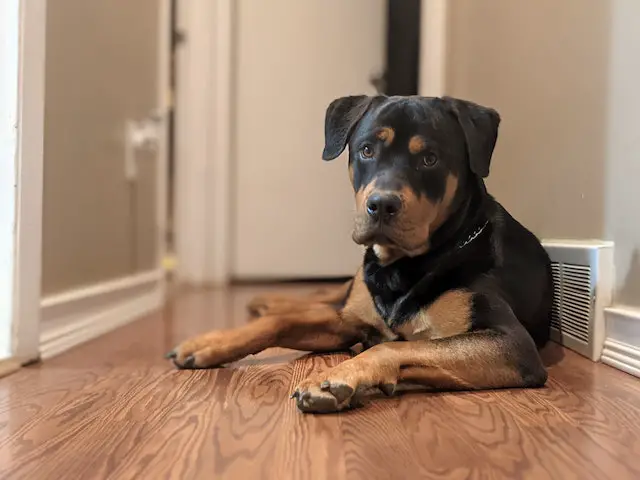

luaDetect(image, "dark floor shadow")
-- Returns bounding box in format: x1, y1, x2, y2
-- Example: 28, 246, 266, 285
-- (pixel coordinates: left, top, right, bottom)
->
540, 341, 565, 367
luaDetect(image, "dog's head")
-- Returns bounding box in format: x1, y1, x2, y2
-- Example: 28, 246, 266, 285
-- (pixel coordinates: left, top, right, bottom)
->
322, 95, 500, 261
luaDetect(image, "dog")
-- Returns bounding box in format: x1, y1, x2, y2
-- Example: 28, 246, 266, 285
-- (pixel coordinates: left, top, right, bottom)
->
166, 95, 553, 414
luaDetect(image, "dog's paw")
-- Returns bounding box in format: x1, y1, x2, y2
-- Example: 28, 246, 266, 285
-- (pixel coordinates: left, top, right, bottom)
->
165, 331, 237, 369
291, 376, 360, 413
291, 359, 399, 413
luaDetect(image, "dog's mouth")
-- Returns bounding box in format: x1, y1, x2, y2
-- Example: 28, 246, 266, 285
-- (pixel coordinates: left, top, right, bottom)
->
352, 227, 388, 246
352, 223, 429, 257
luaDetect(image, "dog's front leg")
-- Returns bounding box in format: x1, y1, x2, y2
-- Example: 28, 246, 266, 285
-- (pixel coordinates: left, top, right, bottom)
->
292, 328, 547, 413
166, 305, 364, 369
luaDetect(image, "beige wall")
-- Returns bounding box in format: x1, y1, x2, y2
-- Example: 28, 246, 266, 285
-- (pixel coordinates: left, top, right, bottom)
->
603, 0, 640, 305
446, 0, 611, 239
43, 0, 160, 296
445, 0, 640, 306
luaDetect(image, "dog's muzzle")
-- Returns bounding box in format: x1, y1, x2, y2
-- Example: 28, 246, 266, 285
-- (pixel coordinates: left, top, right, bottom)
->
365, 192, 402, 223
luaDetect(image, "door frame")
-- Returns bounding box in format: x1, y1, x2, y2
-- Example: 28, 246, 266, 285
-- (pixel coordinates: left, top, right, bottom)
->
9, 0, 47, 364
172, 0, 448, 286
419, 0, 448, 97
7, 0, 171, 367
174, 0, 233, 286
156, 0, 172, 278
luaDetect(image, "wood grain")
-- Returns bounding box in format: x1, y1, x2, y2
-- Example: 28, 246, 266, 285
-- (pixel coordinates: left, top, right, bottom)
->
0, 285, 639, 479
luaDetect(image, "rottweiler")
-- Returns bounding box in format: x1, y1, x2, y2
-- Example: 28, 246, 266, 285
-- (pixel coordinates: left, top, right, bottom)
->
167, 95, 553, 413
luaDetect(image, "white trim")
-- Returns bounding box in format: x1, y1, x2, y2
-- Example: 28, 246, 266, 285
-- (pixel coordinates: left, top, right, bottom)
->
606, 305, 640, 320
155, 0, 171, 269
208, 0, 233, 285
601, 339, 640, 378
174, 0, 233, 286
601, 306, 640, 378
40, 270, 164, 360
175, 0, 212, 285
419, 0, 448, 97
40, 270, 163, 309
0, 0, 20, 360
542, 239, 615, 249
11, 0, 46, 363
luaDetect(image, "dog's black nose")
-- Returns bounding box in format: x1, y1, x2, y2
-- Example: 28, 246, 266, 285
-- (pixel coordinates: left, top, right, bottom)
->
366, 193, 402, 220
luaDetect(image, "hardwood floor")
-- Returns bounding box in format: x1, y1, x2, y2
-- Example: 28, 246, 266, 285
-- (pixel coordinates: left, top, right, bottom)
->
1, 285, 640, 479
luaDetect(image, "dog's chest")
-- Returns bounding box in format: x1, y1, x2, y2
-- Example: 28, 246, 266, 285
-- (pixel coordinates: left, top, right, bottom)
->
363, 257, 434, 330
362, 249, 479, 337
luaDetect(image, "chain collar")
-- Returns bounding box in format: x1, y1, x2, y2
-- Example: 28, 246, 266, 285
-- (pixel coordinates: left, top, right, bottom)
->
456, 221, 489, 249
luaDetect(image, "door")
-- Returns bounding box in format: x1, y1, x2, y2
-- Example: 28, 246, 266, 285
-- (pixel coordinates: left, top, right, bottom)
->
232, 0, 386, 279
42, 0, 167, 296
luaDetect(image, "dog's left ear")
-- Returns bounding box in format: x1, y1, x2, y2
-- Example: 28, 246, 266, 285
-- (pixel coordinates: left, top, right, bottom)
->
322, 95, 372, 161
443, 97, 500, 178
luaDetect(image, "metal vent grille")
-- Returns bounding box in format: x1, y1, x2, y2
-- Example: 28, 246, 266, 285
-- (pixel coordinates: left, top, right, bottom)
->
550, 262, 592, 344
543, 240, 613, 361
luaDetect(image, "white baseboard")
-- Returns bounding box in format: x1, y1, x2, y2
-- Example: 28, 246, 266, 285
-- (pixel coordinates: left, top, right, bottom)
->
40, 270, 165, 360
601, 339, 640, 378
601, 306, 640, 378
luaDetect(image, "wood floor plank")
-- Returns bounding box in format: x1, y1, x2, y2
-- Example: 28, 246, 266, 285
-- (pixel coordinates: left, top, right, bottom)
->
0, 286, 639, 479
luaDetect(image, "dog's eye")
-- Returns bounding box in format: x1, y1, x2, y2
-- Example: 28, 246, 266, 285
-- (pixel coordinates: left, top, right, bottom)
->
360, 145, 374, 159
422, 153, 438, 168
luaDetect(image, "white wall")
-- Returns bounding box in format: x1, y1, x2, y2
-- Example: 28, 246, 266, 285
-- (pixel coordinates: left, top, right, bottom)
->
446, 0, 611, 241
444, 0, 640, 308
604, 0, 640, 306
0, 0, 20, 359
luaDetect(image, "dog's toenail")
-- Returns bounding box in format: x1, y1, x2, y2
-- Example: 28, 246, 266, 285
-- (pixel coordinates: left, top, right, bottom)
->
183, 355, 195, 369
165, 350, 177, 359
320, 381, 330, 391
380, 383, 396, 396
290, 391, 299, 399
329, 383, 354, 403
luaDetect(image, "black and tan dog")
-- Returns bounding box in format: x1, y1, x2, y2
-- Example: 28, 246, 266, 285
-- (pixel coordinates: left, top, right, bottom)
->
167, 95, 553, 413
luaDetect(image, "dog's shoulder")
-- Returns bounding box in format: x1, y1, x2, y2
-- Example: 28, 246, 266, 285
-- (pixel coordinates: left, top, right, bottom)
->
485, 202, 553, 343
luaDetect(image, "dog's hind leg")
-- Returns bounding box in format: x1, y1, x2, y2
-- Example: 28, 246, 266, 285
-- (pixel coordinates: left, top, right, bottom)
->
247, 279, 353, 317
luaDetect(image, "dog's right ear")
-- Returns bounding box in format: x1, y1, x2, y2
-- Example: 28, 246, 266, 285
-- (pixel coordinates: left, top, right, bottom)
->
322, 95, 372, 161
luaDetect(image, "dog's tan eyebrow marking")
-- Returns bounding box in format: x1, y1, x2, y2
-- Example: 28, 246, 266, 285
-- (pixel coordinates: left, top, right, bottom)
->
376, 127, 395, 146
408, 135, 426, 154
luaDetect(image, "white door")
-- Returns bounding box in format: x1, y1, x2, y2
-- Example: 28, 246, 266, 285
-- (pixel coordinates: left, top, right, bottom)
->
232, 0, 386, 279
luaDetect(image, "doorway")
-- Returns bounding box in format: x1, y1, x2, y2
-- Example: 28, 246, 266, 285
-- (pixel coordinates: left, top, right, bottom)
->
380, 0, 422, 96
171, 0, 429, 285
